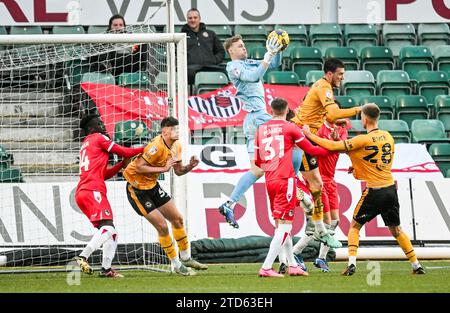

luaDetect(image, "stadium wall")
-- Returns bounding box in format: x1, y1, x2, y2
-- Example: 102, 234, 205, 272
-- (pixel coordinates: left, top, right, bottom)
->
1, 0, 448, 25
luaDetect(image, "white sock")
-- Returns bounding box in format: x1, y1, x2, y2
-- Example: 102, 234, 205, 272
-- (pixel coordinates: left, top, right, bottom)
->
278, 246, 287, 264
180, 248, 191, 261
319, 242, 330, 259
102, 235, 118, 270
411, 260, 420, 270
293, 235, 313, 254
348, 256, 356, 267
314, 220, 326, 234
262, 224, 292, 270
283, 234, 297, 267
80, 225, 116, 259
330, 220, 339, 230
172, 256, 182, 269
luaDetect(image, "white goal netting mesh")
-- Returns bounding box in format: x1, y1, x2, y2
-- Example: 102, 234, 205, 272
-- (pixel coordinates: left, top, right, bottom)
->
0, 25, 185, 273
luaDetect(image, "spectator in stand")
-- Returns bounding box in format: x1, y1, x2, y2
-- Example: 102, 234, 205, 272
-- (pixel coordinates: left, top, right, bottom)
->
181, 8, 226, 86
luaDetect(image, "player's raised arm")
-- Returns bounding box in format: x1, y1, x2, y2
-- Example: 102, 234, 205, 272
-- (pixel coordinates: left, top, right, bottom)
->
173, 155, 200, 176
303, 125, 366, 152
325, 103, 361, 123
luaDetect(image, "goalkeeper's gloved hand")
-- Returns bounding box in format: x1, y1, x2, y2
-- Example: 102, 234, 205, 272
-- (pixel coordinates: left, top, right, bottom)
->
263, 37, 283, 64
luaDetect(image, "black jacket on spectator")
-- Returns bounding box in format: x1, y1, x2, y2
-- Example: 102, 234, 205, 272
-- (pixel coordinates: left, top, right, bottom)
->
182, 23, 224, 66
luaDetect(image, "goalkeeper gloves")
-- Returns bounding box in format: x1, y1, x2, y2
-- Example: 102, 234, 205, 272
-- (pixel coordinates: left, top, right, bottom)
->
263, 37, 283, 64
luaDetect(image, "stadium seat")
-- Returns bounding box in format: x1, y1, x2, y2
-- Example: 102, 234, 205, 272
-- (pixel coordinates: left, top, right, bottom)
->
396, 95, 430, 128
378, 120, 410, 143
399, 46, 434, 82
81, 72, 116, 85
341, 70, 376, 103
281, 42, 304, 70
411, 119, 450, 145
52, 25, 85, 34
433, 45, 450, 77
162, 25, 183, 33
310, 23, 343, 54
194, 71, 229, 94
344, 24, 378, 53
234, 25, 267, 50
435, 95, 450, 134
225, 126, 245, 144
0, 145, 11, 169
418, 23, 450, 48
335, 96, 357, 110
275, 24, 308, 46
154, 71, 167, 91
325, 47, 359, 70
117, 72, 150, 90
10, 26, 43, 35
191, 128, 223, 145
0, 26, 7, 50
347, 120, 365, 137
291, 47, 323, 84
114, 120, 150, 146
0, 168, 23, 183
382, 23, 416, 56
360, 96, 395, 119
305, 70, 324, 87
428, 143, 450, 176
248, 46, 266, 60
360, 46, 395, 79
208, 25, 233, 41
133, 25, 157, 33
87, 25, 108, 34
266, 71, 300, 85
416, 71, 450, 105
377, 70, 412, 103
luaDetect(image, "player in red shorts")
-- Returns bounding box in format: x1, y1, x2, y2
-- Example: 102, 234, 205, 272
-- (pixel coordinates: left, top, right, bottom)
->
254, 98, 329, 277
74, 115, 144, 278
313, 118, 349, 272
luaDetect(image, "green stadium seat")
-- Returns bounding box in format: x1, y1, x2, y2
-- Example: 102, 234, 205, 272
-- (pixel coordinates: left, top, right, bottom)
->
0, 26, 8, 50
133, 25, 157, 33
10, 25, 43, 35
154, 72, 167, 90
87, 25, 108, 34
377, 70, 412, 103
399, 46, 434, 82
0, 168, 23, 183
208, 25, 233, 41
114, 120, 150, 146
396, 95, 430, 128
428, 143, 450, 176
335, 96, 357, 110
291, 47, 323, 84
411, 119, 450, 145
191, 128, 223, 145
418, 23, 450, 48
0, 145, 11, 169
248, 46, 266, 60
281, 42, 305, 70
341, 70, 376, 103
344, 24, 378, 53
382, 23, 416, 56
347, 120, 365, 138
117, 72, 150, 90
433, 45, 450, 77
266, 71, 300, 85
310, 23, 343, 54
305, 70, 324, 87
435, 95, 450, 134
360, 96, 395, 119
162, 25, 183, 33
378, 120, 410, 143
275, 24, 308, 46
194, 71, 229, 94
52, 25, 85, 34
225, 126, 245, 144
81, 72, 116, 85
416, 71, 450, 105
325, 47, 359, 70
360, 46, 395, 79
234, 25, 267, 50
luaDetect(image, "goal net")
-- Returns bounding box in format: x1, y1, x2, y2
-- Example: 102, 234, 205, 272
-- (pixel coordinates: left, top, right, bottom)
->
0, 27, 188, 273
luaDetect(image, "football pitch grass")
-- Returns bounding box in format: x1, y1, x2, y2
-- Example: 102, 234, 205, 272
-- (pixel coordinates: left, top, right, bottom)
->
1, 260, 449, 293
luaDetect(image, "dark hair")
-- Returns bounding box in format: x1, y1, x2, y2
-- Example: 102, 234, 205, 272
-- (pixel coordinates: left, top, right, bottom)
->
323, 58, 345, 74
286, 109, 295, 121
362, 103, 380, 120
187, 8, 200, 16
161, 116, 179, 128
107, 14, 126, 32
80, 115, 101, 133
271, 98, 288, 115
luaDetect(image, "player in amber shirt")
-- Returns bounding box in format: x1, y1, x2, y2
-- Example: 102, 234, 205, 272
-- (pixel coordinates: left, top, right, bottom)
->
291, 58, 361, 248
123, 117, 207, 276
75, 115, 144, 278
302, 103, 425, 276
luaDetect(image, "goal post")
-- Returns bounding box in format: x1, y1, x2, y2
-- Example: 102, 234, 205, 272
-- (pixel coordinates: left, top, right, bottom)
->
0, 32, 188, 273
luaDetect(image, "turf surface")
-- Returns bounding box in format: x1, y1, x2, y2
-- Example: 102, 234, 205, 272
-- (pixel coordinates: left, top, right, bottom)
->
0, 261, 449, 293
